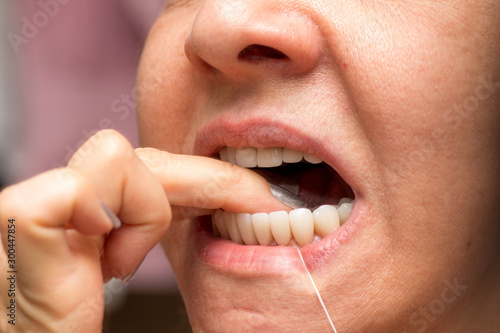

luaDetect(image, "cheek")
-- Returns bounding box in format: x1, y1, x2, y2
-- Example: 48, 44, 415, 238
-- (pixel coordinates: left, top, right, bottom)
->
341, 4, 500, 213
335, 2, 500, 275
136, 13, 201, 154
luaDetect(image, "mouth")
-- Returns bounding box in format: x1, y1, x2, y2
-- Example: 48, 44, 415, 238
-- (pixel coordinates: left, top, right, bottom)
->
191, 119, 365, 275
212, 147, 355, 247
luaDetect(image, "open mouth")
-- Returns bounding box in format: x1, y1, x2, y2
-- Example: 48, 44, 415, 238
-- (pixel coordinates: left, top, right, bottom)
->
211, 147, 355, 247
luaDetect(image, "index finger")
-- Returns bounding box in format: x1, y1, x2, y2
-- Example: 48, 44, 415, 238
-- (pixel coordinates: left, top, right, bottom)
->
135, 148, 290, 214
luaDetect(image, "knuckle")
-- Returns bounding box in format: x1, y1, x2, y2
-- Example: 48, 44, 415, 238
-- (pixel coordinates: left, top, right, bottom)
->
97, 129, 131, 150
70, 129, 133, 169
24, 171, 77, 224
135, 147, 163, 168
1, 169, 86, 231
224, 162, 246, 187
0, 185, 22, 222
145, 206, 172, 233
48, 168, 88, 199
136, 148, 174, 174
96, 130, 132, 164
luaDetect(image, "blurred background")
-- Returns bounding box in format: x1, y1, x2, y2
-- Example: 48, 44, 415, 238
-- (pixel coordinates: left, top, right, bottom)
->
1, 1, 190, 331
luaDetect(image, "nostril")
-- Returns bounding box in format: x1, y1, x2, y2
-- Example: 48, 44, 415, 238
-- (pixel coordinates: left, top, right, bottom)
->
238, 44, 289, 61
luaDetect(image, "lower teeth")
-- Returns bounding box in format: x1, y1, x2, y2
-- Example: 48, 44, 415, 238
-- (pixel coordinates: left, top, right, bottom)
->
211, 198, 354, 247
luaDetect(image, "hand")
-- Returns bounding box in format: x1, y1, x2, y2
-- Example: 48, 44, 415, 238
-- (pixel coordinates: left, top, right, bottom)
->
0, 130, 287, 333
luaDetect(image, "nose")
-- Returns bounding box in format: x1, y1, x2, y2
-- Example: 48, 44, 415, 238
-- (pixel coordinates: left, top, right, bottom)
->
185, 0, 323, 81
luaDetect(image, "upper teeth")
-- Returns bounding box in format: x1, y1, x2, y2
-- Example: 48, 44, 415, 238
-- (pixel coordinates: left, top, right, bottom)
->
220, 147, 323, 168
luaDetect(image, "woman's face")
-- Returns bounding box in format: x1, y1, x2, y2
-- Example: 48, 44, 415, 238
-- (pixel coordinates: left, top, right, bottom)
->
137, 1, 500, 331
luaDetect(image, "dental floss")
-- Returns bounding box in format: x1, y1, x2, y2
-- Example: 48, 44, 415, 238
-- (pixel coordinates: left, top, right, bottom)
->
100, 200, 122, 229
294, 244, 338, 333
269, 183, 307, 209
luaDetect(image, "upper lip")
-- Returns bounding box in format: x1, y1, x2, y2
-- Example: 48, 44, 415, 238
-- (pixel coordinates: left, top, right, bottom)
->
193, 115, 363, 201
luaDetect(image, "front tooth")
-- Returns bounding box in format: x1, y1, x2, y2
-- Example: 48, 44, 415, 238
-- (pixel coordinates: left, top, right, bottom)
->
257, 148, 283, 167
289, 208, 314, 246
223, 211, 243, 244
214, 210, 230, 240
338, 202, 353, 225
282, 148, 303, 163
269, 211, 292, 246
313, 205, 340, 237
236, 213, 259, 245
236, 147, 258, 168
226, 147, 237, 164
252, 213, 274, 246
304, 153, 322, 164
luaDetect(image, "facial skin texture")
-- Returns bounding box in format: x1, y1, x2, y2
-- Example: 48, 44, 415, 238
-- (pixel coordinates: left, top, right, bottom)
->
137, 1, 500, 332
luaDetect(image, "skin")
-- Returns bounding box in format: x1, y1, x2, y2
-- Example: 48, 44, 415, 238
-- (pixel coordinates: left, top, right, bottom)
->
0, 0, 499, 332
138, 0, 500, 332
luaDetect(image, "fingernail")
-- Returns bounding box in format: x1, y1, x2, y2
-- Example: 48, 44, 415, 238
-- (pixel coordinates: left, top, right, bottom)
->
121, 258, 145, 286
100, 201, 122, 229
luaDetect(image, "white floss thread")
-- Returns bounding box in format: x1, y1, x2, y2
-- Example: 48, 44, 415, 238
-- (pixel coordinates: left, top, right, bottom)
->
295, 246, 338, 333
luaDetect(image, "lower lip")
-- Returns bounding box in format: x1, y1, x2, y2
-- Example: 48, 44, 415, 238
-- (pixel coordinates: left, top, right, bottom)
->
194, 199, 363, 276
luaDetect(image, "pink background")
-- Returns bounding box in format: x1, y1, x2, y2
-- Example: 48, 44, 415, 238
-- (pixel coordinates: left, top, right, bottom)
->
3, 0, 176, 292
